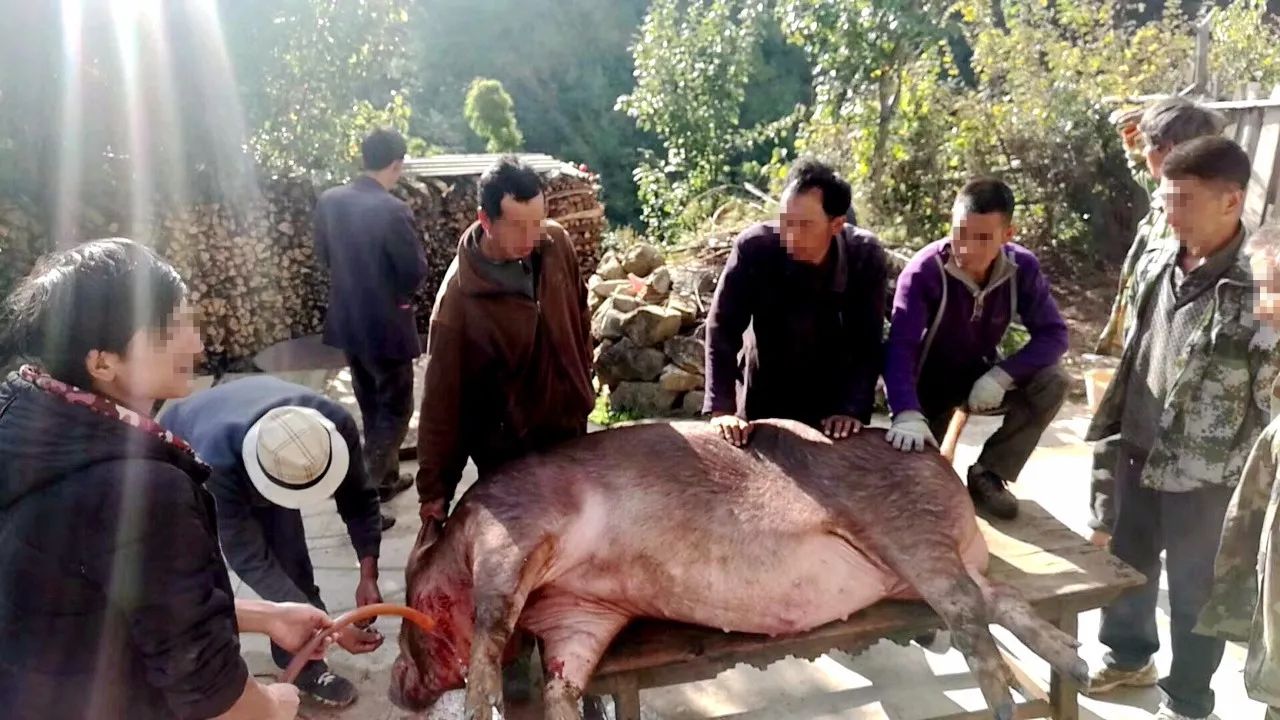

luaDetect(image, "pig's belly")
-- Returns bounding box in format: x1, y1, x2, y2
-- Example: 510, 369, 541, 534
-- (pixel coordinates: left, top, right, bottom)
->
554, 522, 988, 637
565, 534, 903, 637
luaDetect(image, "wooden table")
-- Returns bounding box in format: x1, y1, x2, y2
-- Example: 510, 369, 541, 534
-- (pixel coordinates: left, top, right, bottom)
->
585, 502, 1145, 720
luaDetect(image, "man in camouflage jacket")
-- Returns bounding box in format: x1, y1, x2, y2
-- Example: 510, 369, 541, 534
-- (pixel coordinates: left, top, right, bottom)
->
1083, 137, 1279, 720
1089, 99, 1225, 547
1198, 222, 1280, 719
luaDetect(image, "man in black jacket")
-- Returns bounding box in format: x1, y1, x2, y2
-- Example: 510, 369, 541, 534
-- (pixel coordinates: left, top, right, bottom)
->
313, 127, 428, 501
161, 375, 386, 709
703, 158, 889, 446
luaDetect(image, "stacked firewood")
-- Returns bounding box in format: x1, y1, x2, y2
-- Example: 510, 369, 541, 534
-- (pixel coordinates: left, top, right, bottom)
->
544, 171, 604, 278
0, 164, 605, 371
157, 181, 326, 365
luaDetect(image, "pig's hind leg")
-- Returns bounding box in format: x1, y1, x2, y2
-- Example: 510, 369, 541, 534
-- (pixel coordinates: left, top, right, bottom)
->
867, 538, 1016, 720
463, 532, 556, 720
975, 576, 1089, 686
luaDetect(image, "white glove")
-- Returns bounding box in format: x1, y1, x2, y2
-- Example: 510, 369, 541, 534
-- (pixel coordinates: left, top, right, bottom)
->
967, 367, 1014, 412
885, 411, 937, 452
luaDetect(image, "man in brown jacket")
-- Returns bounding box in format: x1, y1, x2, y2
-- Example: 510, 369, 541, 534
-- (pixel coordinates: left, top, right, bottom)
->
416, 155, 594, 526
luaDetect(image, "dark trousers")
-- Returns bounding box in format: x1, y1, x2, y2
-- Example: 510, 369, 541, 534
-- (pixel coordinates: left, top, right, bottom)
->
1100, 446, 1234, 718
253, 505, 328, 677
923, 364, 1069, 483
347, 354, 415, 492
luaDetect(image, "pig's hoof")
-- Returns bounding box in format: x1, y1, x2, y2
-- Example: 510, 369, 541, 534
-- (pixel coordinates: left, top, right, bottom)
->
1070, 658, 1090, 686
993, 701, 1015, 720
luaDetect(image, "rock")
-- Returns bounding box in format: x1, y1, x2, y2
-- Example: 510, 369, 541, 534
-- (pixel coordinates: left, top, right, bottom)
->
693, 323, 707, 342
666, 294, 698, 327
609, 294, 641, 313
663, 336, 706, 375
622, 305, 683, 347
681, 390, 706, 416
597, 252, 626, 281
595, 338, 665, 387
622, 243, 664, 277
588, 289, 605, 315
590, 298, 629, 341
592, 279, 632, 298
669, 265, 718, 298
659, 364, 704, 393
610, 381, 678, 416
646, 266, 672, 296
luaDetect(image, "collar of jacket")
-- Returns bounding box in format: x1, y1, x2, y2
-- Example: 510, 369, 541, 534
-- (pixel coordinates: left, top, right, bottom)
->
352, 175, 387, 192
455, 221, 548, 297
938, 240, 1017, 295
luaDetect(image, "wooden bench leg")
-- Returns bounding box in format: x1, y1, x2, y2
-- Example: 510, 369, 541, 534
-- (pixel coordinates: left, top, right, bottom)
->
612, 676, 642, 720
1048, 611, 1080, 720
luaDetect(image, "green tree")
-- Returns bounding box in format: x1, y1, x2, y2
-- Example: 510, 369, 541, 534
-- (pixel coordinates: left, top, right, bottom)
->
235, 0, 424, 184
617, 0, 774, 240
464, 78, 524, 152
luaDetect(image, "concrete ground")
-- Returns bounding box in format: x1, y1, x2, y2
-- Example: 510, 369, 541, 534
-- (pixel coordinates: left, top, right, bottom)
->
230, 393, 1268, 720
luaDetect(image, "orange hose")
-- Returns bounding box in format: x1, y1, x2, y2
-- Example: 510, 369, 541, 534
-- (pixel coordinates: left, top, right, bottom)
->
280, 603, 438, 685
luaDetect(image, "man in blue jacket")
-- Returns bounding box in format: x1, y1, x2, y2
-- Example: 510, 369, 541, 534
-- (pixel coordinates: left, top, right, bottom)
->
883, 178, 1069, 519
161, 375, 386, 709
313, 127, 428, 502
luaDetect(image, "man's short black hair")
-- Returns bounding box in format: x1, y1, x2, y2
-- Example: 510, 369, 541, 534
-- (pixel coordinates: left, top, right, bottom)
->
0, 238, 187, 389
784, 158, 852, 219
479, 155, 543, 220
361, 127, 407, 171
1162, 135, 1251, 190
955, 177, 1016, 222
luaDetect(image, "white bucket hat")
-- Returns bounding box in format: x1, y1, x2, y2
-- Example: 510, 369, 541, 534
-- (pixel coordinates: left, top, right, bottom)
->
241, 406, 349, 509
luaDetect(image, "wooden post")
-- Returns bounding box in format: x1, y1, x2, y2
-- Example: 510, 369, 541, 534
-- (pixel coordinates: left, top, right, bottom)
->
1048, 611, 1081, 720
612, 676, 642, 720
1192, 9, 1214, 96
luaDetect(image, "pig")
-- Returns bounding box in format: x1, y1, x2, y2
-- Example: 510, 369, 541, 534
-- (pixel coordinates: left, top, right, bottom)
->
390, 420, 1088, 720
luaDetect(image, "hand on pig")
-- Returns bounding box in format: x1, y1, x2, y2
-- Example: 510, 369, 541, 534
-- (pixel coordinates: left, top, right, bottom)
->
821, 415, 862, 439
885, 411, 937, 452
336, 624, 385, 654
711, 413, 754, 447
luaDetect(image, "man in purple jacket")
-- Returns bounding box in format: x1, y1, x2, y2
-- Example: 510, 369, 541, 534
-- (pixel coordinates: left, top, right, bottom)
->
704, 159, 889, 446
884, 178, 1069, 519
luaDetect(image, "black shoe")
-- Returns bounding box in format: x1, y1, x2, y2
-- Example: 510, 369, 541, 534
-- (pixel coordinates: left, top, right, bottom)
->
968, 469, 1019, 520
378, 473, 414, 503
296, 664, 358, 708
380, 512, 397, 531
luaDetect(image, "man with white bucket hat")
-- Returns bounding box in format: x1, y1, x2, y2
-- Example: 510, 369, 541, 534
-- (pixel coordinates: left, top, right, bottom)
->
160, 375, 386, 709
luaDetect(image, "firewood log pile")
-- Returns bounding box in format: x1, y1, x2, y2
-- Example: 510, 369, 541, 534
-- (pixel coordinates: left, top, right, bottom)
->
0, 163, 605, 371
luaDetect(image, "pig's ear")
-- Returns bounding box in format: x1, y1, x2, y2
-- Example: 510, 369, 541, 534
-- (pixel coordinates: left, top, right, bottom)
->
406, 518, 444, 587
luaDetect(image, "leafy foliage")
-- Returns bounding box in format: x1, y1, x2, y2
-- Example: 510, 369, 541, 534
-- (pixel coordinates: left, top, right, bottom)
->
618, 0, 805, 241
239, 0, 424, 184
463, 78, 524, 152
1210, 1, 1280, 92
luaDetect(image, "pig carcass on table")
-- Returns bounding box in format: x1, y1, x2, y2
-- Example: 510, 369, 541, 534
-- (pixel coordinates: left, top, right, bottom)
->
390, 420, 1087, 720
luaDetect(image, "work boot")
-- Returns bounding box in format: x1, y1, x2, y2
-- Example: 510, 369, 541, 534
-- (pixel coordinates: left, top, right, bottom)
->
967, 468, 1019, 520
295, 663, 358, 708
1084, 660, 1157, 695
378, 472, 414, 503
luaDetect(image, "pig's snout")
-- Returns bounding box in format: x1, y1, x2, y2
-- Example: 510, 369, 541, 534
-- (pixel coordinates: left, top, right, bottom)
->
389, 652, 439, 712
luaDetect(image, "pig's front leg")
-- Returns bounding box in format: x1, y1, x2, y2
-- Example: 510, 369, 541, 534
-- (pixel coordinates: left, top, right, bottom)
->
522, 595, 631, 720
464, 532, 554, 720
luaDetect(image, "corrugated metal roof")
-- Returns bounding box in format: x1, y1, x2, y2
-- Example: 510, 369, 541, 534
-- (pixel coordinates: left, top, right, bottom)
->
402, 153, 588, 179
